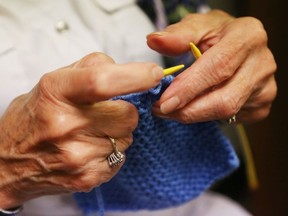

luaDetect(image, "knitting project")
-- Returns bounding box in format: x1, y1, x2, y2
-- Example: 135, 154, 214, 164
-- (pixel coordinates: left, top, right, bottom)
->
74, 76, 239, 215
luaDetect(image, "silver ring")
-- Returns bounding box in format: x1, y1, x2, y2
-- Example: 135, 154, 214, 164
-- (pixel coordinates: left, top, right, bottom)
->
107, 137, 125, 167
227, 114, 237, 124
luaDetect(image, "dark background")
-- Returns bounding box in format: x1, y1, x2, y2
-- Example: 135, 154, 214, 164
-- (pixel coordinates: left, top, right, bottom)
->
210, 0, 288, 216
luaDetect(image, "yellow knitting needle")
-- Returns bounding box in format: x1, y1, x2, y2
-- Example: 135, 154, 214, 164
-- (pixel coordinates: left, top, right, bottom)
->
162, 42, 201, 77
190, 42, 202, 59
163, 64, 185, 76
162, 42, 200, 77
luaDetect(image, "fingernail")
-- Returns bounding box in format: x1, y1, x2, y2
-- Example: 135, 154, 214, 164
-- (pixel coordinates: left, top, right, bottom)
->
152, 106, 171, 119
160, 96, 181, 114
147, 31, 168, 37
152, 66, 164, 82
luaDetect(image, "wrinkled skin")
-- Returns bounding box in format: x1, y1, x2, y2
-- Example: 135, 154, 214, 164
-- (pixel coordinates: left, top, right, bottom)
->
0, 53, 164, 209
148, 10, 277, 124
0, 9, 278, 210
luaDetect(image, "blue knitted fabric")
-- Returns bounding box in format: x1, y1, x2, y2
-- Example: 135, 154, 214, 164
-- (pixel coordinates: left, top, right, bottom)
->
74, 76, 239, 215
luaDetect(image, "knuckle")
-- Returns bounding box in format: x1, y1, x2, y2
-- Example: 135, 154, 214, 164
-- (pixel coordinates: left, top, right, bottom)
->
87, 70, 110, 99
247, 105, 271, 122
35, 76, 75, 138
242, 17, 268, 44
46, 115, 71, 137
38, 73, 51, 92
61, 150, 86, 170
262, 83, 277, 105
119, 134, 134, 150
71, 177, 98, 192
253, 28, 268, 46
208, 52, 234, 83
211, 9, 230, 17
77, 52, 115, 68
270, 60, 277, 75
266, 50, 277, 75
182, 13, 195, 22
177, 110, 194, 124
258, 106, 271, 120
99, 171, 114, 183
82, 52, 102, 63
216, 95, 240, 119
81, 52, 101, 65
125, 134, 134, 147
71, 170, 114, 192
114, 100, 139, 132
37, 73, 56, 102
123, 104, 138, 131
270, 81, 278, 101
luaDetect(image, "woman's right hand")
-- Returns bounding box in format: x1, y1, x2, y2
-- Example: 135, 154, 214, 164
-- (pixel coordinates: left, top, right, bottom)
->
0, 52, 164, 209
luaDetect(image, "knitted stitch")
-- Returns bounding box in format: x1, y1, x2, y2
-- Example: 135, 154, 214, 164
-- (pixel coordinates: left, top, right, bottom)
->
74, 76, 239, 215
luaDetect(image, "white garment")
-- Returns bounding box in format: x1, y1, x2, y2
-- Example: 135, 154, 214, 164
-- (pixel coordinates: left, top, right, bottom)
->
0, 1, 251, 215
0, 0, 161, 115
20, 191, 251, 216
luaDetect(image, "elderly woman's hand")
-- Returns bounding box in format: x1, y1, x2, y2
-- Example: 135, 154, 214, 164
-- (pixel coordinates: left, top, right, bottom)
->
0, 53, 164, 209
147, 10, 277, 124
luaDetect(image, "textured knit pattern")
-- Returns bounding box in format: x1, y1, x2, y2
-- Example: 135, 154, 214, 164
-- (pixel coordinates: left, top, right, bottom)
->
74, 76, 239, 215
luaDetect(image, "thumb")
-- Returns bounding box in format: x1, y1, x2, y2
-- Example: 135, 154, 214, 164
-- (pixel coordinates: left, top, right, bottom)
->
39, 52, 164, 105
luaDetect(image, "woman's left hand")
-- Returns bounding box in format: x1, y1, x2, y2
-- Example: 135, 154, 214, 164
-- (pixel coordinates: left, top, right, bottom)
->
147, 10, 277, 124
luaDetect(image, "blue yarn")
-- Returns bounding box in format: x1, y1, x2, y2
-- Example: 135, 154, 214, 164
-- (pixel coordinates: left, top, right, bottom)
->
95, 188, 104, 216
74, 76, 239, 214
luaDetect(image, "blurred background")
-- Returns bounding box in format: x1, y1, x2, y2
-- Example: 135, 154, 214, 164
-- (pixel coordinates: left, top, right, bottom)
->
209, 0, 288, 216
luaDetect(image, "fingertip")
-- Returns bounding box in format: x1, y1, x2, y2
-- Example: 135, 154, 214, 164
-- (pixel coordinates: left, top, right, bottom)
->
147, 33, 189, 56
160, 96, 181, 114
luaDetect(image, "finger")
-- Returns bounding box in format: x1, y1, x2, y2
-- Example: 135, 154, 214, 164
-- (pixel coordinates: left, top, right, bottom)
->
236, 104, 272, 123
147, 30, 192, 56
40, 52, 164, 105
154, 46, 276, 124
158, 16, 270, 114
237, 76, 277, 123
242, 76, 277, 110
41, 135, 132, 172
146, 10, 234, 56
158, 36, 249, 114
82, 100, 139, 138
153, 59, 255, 123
